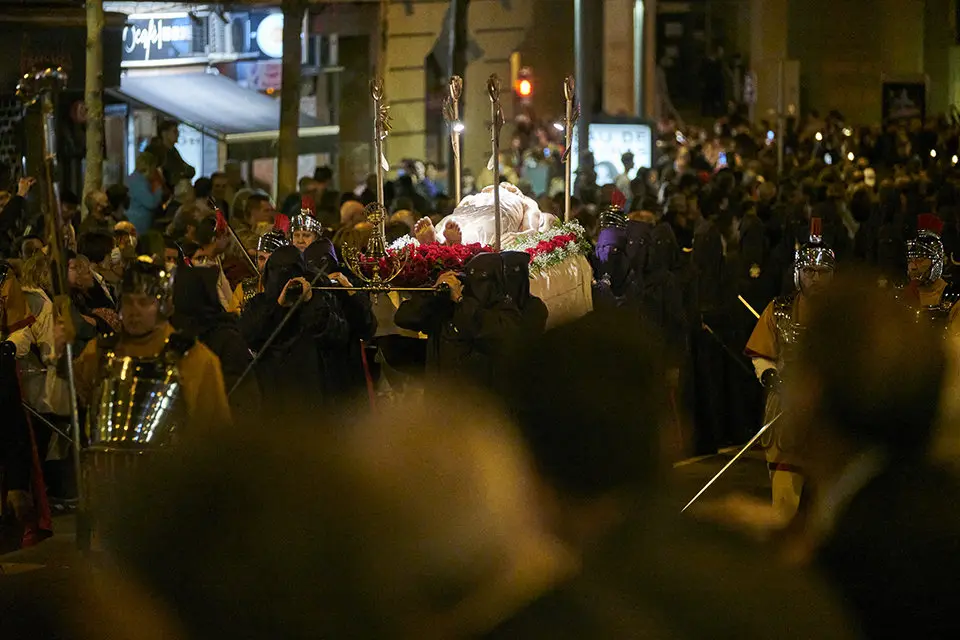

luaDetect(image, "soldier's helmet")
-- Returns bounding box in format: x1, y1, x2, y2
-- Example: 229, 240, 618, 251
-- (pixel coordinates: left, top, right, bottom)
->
794, 217, 836, 292
120, 256, 175, 317
907, 213, 945, 286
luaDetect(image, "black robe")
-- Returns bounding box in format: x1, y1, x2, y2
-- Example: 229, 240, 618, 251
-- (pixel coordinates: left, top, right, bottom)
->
172, 266, 261, 415
395, 253, 522, 387
239, 247, 350, 408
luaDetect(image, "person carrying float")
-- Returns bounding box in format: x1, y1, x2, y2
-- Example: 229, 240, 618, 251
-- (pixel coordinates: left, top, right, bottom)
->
745, 218, 835, 520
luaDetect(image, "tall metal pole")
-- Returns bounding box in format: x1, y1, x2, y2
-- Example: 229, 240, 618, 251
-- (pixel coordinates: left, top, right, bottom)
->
444, 77, 463, 205
562, 76, 579, 222
487, 74, 503, 251
574, 0, 586, 185
371, 76, 391, 209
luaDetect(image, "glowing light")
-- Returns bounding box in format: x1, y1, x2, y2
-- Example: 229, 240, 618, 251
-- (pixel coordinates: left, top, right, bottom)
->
517, 79, 533, 97
843, 128, 853, 137
847, 152, 855, 162
553, 122, 564, 132
930, 149, 937, 158
452, 121, 465, 133
815, 132, 823, 142
952, 155, 958, 165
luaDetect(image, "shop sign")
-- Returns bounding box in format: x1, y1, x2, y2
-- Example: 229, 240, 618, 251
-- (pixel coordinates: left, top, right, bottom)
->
123, 14, 197, 64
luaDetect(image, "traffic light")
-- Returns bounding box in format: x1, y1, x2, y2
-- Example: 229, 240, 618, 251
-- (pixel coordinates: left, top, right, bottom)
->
515, 66, 533, 102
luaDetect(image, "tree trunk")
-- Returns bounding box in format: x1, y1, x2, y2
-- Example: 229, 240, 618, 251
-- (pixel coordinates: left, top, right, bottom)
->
83, 0, 104, 199
277, 0, 304, 204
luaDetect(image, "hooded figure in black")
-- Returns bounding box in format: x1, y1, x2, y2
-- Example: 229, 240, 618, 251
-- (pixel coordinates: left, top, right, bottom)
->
303, 239, 377, 399
593, 223, 638, 311
501, 251, 548, 336
395, 252, 521, 386
172, 265, 261, 416
239, 245, 350, 408
633, 219, 687, 359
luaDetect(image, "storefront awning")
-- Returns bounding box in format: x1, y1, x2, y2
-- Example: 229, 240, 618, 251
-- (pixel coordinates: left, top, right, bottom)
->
112, 72, 338, 158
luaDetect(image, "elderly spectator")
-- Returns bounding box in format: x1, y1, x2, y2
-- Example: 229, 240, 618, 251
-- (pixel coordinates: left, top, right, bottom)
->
78, 190, 112, 237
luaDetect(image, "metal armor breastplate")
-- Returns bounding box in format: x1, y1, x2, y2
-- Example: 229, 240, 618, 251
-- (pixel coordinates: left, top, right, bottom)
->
921, 290, 960, 327
240, 276, 260, 306
773, 294, 804, 366
87, 334, 192, 451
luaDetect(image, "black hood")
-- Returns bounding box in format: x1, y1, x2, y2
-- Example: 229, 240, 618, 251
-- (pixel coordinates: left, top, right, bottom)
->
463, 252, 507, 308
171, 265, 228, 334
303, 238, 339, 278
262, 245, 306, 300
501, 251, 532, 308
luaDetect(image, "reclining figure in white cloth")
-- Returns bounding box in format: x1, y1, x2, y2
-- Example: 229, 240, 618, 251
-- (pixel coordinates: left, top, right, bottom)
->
434, 183, 558, 246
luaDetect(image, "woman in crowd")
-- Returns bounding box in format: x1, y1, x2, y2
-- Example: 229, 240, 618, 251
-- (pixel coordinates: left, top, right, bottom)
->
6, 254, 75, 500
126, 152, 165, 235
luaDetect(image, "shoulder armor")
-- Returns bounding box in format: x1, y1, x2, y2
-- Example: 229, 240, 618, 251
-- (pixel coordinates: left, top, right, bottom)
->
772, 292, 797, 316
98, 331, 121, 351
240, 276, 260, 305
164, 331, 197, 362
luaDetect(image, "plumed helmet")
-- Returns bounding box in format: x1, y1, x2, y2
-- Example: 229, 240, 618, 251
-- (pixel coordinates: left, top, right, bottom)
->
598, 205, 627, 231
257, 230, 289, 254
794, 217, 836, 291
291, 195, 323, 235
907, 213, 945, 286
290, 213, 324, 235
120, 256, 175, 316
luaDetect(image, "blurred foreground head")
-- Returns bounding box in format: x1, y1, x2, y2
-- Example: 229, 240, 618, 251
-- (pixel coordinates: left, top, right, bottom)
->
785, 271, 946, 460
498, 312, 670, 537
101, 390, 567, 639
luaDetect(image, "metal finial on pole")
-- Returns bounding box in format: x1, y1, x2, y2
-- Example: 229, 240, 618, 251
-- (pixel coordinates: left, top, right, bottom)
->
371, 76, 391, 207
443, 76, 464, 205
561, 75, 580, 222
487, 74, 504, 251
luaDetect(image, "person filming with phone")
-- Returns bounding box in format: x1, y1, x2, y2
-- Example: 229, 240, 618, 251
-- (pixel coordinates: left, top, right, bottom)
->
238, 245, 350, 409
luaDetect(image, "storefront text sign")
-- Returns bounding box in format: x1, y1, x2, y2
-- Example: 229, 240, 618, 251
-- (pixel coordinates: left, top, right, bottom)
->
123, 14, 196, 64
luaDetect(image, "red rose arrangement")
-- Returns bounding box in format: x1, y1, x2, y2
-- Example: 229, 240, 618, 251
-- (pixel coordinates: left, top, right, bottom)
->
525, 233, 577, 262
503, 220, 589, 275
358, 242, 492, 287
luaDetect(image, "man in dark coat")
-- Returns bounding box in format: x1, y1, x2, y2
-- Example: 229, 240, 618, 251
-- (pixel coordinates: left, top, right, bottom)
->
782, 274, 960, 639
303, 239, 377, 399
172, 265, 260, 415
483, 313, 856, 640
